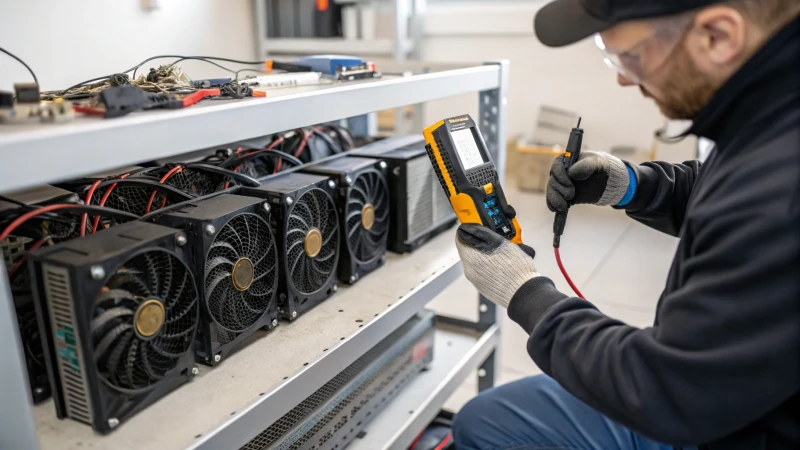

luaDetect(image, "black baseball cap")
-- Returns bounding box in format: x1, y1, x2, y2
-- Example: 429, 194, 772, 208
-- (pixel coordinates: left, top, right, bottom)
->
535, 0, 720, 47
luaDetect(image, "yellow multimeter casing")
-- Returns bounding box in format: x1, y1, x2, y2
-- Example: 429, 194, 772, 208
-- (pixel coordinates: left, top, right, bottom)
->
423, 114, 522, 244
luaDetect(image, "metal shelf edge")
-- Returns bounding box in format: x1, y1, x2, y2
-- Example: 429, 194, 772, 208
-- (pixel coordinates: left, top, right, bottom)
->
0, 65, 499, 194
187, 260, 464, 450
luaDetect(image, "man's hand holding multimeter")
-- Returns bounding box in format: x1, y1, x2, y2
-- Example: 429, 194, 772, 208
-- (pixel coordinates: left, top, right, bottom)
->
424, 114, 587, 306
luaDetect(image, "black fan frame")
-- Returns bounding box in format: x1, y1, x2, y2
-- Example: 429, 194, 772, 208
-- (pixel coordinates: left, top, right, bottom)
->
301, 156, 389, 284
152, 194, 279, 366
28, 221, 199, 434
237, 172, 340, 321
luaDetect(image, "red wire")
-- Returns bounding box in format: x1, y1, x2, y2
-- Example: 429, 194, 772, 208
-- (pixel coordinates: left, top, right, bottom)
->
268, 136, 286, 173
146, 166, 183, 214
554, 247, 585, 299
91, 173, 130, 233
433, 433, 453, 450
7, 236, 49, 278
293, 130, 312, 158
0, 204, 78, 243
409, 429, 425, 450
80, 180, 103, 236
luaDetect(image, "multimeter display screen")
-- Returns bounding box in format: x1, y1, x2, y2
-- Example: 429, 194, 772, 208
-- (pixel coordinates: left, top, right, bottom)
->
451, 128, 485, 170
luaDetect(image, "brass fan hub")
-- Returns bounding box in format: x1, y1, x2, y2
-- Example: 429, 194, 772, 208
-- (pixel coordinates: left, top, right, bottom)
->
305, 228, 323, 258
231, 258, 255, 291
361, 203, 375, 230
135, 299, 165, 337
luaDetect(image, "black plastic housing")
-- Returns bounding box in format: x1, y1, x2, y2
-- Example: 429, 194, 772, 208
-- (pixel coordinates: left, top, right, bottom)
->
28, 221, 199, 434
301, 156, 389, 284
354, 138, 457, 254
237, 172, 340, 321
151, 194, 279, 366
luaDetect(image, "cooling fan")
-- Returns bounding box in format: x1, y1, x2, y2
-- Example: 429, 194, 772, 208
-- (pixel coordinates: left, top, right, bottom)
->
154, 194, 279, 365
302, 156, 389, 284
29, 221, 199, 433
138, 163, 260, 196
238, 173, 340, 321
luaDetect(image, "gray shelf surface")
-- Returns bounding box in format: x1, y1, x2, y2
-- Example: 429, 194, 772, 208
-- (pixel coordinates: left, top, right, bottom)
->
0, 65, 500, 194
34, 228, 462, 450
350, 322, 499, 450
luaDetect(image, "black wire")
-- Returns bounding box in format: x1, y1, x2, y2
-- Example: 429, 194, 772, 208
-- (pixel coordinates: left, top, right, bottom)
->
0, 46, 39, 85
133, 57, 239, 79
235, 68, 264, 80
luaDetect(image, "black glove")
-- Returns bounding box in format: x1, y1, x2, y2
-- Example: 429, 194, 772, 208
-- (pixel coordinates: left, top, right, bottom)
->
546, 151, 631, 212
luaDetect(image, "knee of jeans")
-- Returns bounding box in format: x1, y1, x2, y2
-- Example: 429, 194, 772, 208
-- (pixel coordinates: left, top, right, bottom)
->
452, 389, 497, 446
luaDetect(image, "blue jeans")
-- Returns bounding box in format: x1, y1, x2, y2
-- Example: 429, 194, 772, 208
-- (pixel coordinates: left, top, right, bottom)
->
453, 375, 696, 450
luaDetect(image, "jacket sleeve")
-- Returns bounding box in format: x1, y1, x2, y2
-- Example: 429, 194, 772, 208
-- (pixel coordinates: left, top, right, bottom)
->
507, 158, 799, 445
620, 160, 702, 237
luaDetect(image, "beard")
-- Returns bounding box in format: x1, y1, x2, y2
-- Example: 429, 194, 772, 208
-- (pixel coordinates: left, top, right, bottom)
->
640, 42, 720, 120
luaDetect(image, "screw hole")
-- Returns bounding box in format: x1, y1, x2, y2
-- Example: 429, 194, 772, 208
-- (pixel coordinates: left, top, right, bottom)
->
195, 434, 202, 439
303, 362, 309, 366
341, 337, 345, 340
355, 319, 363, 323
230, 412, 235, 416
359, 324, 363, 328
283, 376, 289, 380
339, 309, 344, 312
323, 348, 328, 352
259, 392, 265, 396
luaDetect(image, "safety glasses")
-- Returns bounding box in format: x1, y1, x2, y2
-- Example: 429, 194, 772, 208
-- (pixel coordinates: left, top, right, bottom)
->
594, 15, 695, 85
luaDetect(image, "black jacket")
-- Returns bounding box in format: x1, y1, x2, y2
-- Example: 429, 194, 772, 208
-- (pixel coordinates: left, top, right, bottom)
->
507, 14, 800, 450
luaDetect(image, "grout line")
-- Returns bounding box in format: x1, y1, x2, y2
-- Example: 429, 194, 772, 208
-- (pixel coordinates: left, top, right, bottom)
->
580, 223, 634, 289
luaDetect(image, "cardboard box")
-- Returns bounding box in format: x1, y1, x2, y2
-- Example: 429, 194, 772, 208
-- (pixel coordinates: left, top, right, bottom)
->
507, 138, 562, 193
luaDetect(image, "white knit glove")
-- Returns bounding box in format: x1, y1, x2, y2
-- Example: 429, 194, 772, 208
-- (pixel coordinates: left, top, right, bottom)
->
455, 224, 540, 308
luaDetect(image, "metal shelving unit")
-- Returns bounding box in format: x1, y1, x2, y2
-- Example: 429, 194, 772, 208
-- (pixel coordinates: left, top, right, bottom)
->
0, 60, 508, 450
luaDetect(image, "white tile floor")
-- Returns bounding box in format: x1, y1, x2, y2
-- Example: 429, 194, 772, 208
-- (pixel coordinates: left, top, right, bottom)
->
427, 189, 679, 412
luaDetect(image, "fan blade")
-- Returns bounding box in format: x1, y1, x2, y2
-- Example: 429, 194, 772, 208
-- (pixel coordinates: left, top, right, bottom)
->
151, 325, 195, 358
242, 215, 253, 256
165, 269, 189, 317
315, 249, 336, 262
351, 184, 369, 203
253, 241, 272, 265
107, 271, 149, 297
124, 340, 139, 389
294, 201, 315, 228
348, 223, 361, 240
205, 271, 232, 317
322, 228, 337, 246
97, 289, 141, 306
290, 213, 312, 232
143, 252, 160, 296
346, 209, 362, 222
289, 249, 305, 279
209, 240, 240, 260
252, 263, 276, 282
106, 333, 133, 386
206, 256, 235, 275
91, 307, 134, 334
141, 347, 165, 382
286, 238, 305, 259
160, 254, 173, 300
94, 323, 132, 361
287, 227, 307, 237
307, 191, 322, 228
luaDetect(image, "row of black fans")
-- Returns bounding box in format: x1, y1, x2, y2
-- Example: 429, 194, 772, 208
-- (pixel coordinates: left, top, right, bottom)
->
2, 135, 458, 436
2, 147, 391, 435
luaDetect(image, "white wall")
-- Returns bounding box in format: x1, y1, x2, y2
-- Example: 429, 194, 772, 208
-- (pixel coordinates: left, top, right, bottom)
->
418, 2, 696, 162
0, 0, 257, 92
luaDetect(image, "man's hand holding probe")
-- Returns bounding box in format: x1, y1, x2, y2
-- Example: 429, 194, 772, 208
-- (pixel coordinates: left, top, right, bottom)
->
456, 150, 637, 313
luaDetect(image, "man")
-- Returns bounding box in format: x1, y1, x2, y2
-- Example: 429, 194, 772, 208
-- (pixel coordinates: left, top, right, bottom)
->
452, 0, 800, 449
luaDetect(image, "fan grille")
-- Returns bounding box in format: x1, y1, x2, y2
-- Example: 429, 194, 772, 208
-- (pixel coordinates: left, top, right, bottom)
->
286, 189, 339, 295
159, 168, 227, 196
346, 170, 389, 263
205, 212, 278, 342
92, 250, 198, 392
90, 183, 182, 216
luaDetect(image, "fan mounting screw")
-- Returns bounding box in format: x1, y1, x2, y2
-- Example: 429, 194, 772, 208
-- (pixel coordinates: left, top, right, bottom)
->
90, 265, 105, 280
33, 387, 44, 395
272, 319, 278, 327
263, 202, 271, 214
204, 224, 216, 236
214, 354, 221, 363
349, 275, 356, 284
192, 366, 199, 375
108, 418, 120, 429
344, 176, 353, 186
332, 284, 338, 293
392, 167, 401, 176
292, 311, 297, 319
378, 161, 387, 170
285, 197, 294, 206
175, 234, 187, 247
479, 304, 488, 313
327, 180, 336, 189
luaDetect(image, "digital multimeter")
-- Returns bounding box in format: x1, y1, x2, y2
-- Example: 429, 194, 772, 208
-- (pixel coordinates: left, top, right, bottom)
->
423, 114, 523, 244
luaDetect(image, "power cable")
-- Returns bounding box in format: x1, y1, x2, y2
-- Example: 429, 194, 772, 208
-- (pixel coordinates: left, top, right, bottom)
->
0, 46, 39, 85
